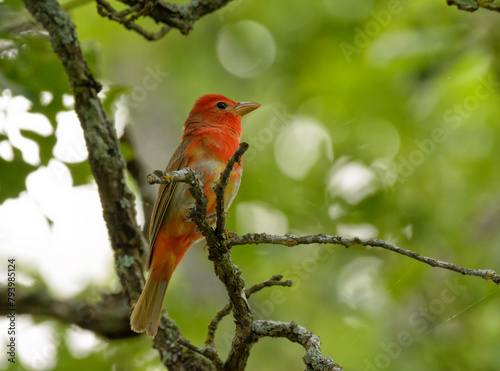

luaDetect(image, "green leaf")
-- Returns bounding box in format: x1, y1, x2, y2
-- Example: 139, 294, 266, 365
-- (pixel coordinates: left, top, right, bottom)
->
0, 148, 36, 203
20, 129, 57, 166
67, 160, 93, 186
0, 35, 69, 119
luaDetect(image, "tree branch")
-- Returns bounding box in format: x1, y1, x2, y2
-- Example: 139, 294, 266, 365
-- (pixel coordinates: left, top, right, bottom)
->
96, 0, 235, 40
21, 1, 208, 369
446, 0, 500, 12
252, 320, 342, 371
22, 0, 144, 306
0, 286, 136, 339
178, 337, 224, 371
227, 233, 500, 285
96, 0, 171, 41
245, 274, 293, 297
147, 167, 217, 246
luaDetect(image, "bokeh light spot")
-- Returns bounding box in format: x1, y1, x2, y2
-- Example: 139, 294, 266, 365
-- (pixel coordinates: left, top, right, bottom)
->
337, 256, 386, 313
327, 160, 377, 205
217, 20, 276, 78
54, 111, 88, 163
0, 90, 53, 166
274, 116, 333, 180
236, 201, 288, 235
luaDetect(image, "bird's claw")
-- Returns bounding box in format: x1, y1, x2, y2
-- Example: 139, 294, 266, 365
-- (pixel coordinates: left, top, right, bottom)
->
225, 230, 237, 238
187, 211, 230, 234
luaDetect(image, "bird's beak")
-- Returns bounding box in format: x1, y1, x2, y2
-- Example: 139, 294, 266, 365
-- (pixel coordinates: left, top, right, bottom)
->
232, 102, 261, 116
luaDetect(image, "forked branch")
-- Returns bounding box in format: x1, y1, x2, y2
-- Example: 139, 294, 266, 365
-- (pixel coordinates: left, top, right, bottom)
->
96, 0, 235, 40
148, 144, 339, 370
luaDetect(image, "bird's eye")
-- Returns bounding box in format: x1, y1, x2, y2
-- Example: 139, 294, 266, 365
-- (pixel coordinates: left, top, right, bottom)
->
216, 101, 227, 110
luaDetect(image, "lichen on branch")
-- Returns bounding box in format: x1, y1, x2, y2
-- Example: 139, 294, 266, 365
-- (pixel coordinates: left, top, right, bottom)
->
227, 233, 500, 285
446, 0, 500, 12
97, 0, 235, 40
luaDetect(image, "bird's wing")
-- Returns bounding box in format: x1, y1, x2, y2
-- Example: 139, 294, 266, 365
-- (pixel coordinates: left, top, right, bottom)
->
147, 139, 191, 270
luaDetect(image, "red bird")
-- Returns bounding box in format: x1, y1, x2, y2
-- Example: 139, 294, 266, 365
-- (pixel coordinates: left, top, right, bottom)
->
130, 94, 260, 337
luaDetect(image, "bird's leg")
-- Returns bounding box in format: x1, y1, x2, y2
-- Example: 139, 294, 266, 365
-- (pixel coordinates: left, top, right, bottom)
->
207, 212, 238, 238
225, 230, 238, 238
186, 212, 228, 233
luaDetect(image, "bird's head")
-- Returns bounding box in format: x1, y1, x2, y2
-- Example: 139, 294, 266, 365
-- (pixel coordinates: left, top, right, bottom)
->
183, 94, 260, 139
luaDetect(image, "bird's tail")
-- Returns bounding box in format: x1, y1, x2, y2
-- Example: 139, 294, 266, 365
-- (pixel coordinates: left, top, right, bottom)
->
130, 275, 168, 338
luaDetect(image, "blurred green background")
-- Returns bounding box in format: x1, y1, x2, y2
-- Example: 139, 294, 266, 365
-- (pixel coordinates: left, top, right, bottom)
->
1, 0, 500, 370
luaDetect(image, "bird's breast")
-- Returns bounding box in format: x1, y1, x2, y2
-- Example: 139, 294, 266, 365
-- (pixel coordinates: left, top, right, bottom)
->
185, 137, 242, 213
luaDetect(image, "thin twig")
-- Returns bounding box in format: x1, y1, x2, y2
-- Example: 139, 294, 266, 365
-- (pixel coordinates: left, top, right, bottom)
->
206, 303, 233, 348
147, 168, 202, 187
147, 168, 215, 243
96, 0, 171, 40
96, 0, 235, 40
205, 275, 293, 347
214, 142, 249, 238
227, 233, 500, 285
245, 275, 293, 297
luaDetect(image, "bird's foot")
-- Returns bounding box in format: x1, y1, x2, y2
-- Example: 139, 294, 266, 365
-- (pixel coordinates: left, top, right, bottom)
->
187, 212, 231, 234
225, 230, 237, 238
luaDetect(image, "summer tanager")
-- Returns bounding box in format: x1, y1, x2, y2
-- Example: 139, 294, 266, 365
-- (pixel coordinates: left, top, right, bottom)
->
130, 94, 260, 338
